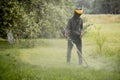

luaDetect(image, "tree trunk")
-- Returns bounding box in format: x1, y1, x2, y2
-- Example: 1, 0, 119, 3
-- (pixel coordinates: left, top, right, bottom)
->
7, 29, 15, 44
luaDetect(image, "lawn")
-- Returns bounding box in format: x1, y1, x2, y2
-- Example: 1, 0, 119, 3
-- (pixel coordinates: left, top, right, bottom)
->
0, 14, 120, 80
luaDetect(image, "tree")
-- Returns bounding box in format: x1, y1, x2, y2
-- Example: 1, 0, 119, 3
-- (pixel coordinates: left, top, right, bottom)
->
93, 0, 120, 14
0, 0, 76, 41
0, 0, 20, 39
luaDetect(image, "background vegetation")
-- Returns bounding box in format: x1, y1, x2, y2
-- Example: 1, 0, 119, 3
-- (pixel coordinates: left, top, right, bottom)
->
0, 0, 120, 40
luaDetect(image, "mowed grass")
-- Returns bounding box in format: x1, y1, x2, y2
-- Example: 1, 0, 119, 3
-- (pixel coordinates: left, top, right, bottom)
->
20, 39, 68, 67
0, 14, 120, 80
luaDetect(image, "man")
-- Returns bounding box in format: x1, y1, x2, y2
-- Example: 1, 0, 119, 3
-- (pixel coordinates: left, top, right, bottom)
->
65, 7, 83, 65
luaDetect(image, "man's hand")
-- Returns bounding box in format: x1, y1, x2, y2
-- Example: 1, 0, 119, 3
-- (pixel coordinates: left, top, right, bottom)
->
65, 31, 68, 38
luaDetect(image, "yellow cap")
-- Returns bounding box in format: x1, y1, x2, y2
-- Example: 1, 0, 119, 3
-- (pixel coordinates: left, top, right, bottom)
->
75, 10, 83, 15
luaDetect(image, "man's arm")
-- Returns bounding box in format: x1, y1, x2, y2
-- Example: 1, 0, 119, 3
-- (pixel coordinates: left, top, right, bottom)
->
80, 19, 83, 38
65, 19, 71, 38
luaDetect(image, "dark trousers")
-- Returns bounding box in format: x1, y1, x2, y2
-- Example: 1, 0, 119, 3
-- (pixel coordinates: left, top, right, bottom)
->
67, 36, 82, 64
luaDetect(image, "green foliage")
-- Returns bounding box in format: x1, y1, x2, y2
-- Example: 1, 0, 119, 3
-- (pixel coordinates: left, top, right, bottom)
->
1, 0, 119, 46
1, 0, 120, 39
82, 16, 92, 36
0, 0, 20, 38
93, 0, 120, 14
94, 26, 107, 55
74, 0, 120, 14
0, 0, 75, 39
39, 3, 69, 38
17, 39, 37, 48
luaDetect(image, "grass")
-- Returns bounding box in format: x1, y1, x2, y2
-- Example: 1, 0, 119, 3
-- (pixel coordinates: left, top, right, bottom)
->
0, 14, 120, 80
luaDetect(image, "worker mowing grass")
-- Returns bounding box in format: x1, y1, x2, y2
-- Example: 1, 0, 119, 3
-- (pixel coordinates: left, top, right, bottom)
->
64, 7, 83, 65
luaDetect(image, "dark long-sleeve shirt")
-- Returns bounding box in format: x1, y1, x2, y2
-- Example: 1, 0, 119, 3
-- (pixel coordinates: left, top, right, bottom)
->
66, 17, 83, 38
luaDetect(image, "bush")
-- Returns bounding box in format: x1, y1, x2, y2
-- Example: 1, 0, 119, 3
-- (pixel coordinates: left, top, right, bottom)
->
16, 39, 37, 48
94, 26, 107, 55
